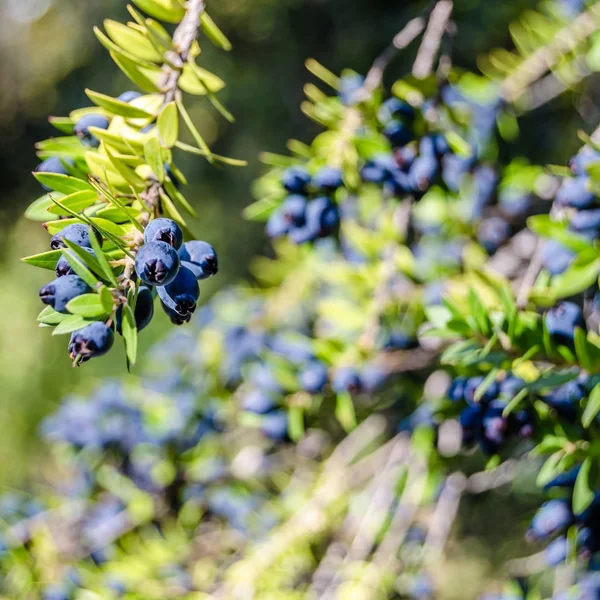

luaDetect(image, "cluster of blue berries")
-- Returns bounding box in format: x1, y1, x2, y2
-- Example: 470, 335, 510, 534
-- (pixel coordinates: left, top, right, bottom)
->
527, 473, 600, 567
542, 145, 600, 276
266, 166, 342, 243
37, 217, 217, 363
447, 374, 534, 455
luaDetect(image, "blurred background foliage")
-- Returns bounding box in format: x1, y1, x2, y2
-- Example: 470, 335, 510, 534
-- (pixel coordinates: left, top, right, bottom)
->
0, 0, 596, 486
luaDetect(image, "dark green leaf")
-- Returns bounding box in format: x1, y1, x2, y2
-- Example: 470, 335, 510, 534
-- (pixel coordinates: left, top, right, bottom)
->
22, 250, 62, 271
583, 383, 600, 428
573, 458, 595, 515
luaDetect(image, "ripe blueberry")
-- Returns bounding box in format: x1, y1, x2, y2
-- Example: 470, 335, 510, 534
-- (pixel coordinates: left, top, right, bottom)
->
266, 195, 307, 238
312, 167, 343, 192
377, 98, 415, 124
118, 91, 142, 103
545, 301, 586, 346
299, 360, 328, 393
383, 120, 414, 148
178, 240, 218, 280
35, 157, 74, 190
408, 155, 439, 193
157, 266, 199, 322
68, 322, 115, 363
281, 167, 311, 194
332, 367, 362, 393
528, 499, 573, 541
420, 134, 449, 158
555, 177, 596, 209
242, 390, 276, 415
144, 218, 183, 249
260, 410, 289, 441
477, 217, 510, 254
570, 208, 600, 233
55, 247, 95, 277
50, 223, 99, 250
74, 114, 109, 147
39, 275, 91, 313
116, 286, 154, 333
291, 196, 339, 243
541, 240, 575, 275
135, 241, 180, 286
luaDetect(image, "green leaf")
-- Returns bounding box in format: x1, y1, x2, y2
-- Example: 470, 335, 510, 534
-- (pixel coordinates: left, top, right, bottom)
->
200, 13, 232, 51
88, 226, 119, 287
52, 315, 97, 336
174, 141, 247, 166
502, 387, 528, 417
46, 190, 99, 215
536, 451, 564, 487
103, 20, 163, 63
445, 131, 472, 157
32, 173, 93, 195
573, 458, 595, 515
243, 196, 280, 221
144, 136, 165, 182
575, 327, 593, 372
60, 239, 108, 282
175, 97, 213, 163
24, 193, 65, 221
552, 259, 600, 299
85, 89, 153, 119
61, 247, 99, 288
104, 146, 148, 188
66, 294, 109, 318
163, 179, 197, 218
37, 306, 70, 326
22, 250, 62, 271
99, 286, 115, 314
48, 116, 74, 134
131, 0, 185, 23
157, 102, 178, 148
288, 406, 304, 442
122, 305, 138, 365
335, 392, 356, 432
110, 51, 160, 94
583, 383, 600, 428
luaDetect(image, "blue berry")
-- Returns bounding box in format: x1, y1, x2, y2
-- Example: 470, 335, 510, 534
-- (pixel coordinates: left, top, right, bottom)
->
408, 155, 439, 193
281, 167, 311, 194
178, 240, 218, 279
266, 195, 307, 238
299, 360, 328, 393
544, 466, 581, 489
242, 390, 276, 415
312, 167, 343, 192
50, 223, 99, 250
361, 161, 389, 184
570, 146, 600, 175
35, 157, 74, 190
420, 134, 449, 158
570, 208, 600, 233
528, 499, 573, 541
556, 177, 596, 209
378, 98, 415, 124
116, 286, 154, 333
55, 247, 95, 277
541, 240, 575, 275
361, 363, 389, 392
477, 217, 510, 254
463, 376, 499, 406
545, 301, 586, 346
260, 410, 289, 441
383, 120, 414, 148
74, 114, 109, 147
135, 241, 180, 286
332, 367, 362, 393
144, 218, 183, 249
68, 322, 114, 363
291, 196, 339, 243
541, 379, 584, 419
118, 91, 141, 103
39, 275, 91, 313
448, 377, 467, 402
157, 266, 199, 323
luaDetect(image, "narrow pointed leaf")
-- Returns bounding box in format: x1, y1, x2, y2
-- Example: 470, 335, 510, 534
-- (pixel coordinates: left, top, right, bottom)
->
66, 294, 109, 318
22, 250, 62, 271
33, 173, 93, 194
85, 89, 153, 118
157, 102, 178, 148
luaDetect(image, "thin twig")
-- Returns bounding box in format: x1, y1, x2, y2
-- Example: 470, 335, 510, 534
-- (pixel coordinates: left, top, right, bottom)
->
412, 1, 454, 79
160, 0, 206, 105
